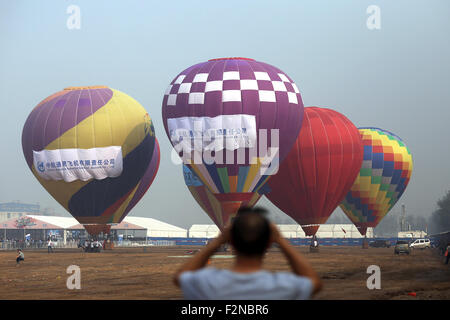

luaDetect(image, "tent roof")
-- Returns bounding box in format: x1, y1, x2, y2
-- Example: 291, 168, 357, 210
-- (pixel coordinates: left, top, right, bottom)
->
0, 215, 77, 229
123, 216, 187, 232
27, 215, 79, 228
0, 215, 185, 232
68, 220, 145, 230
189, 224, 220, 232
277, 225, 303, 232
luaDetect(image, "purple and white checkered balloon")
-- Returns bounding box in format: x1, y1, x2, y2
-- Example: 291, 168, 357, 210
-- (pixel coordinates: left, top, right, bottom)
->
162, 57, 304, 164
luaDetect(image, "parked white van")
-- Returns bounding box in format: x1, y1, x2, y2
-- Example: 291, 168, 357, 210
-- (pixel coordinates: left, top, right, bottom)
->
409, 238, 431, 249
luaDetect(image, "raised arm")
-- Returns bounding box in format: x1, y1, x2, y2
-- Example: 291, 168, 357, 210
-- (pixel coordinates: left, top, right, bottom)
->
173, 226, 230, 287
270, 223, 323, 295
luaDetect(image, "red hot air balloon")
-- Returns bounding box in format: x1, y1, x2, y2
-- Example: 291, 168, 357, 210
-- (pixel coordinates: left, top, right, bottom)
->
265, 107, 364, 236
162, 58, 304, 224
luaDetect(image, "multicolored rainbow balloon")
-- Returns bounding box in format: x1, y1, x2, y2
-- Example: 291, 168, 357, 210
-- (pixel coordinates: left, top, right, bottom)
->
339, 127, 413, 235
183, 165, 265, 229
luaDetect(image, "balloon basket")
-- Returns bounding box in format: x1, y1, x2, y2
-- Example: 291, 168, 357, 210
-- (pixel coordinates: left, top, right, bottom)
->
362, 239, 369, 249
103, 239, 114, 250
84, 224, 111, 238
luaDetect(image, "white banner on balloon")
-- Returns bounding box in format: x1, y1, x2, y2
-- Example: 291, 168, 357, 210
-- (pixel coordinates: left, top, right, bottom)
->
167, 114, 257, 152
33, 146, 123, 182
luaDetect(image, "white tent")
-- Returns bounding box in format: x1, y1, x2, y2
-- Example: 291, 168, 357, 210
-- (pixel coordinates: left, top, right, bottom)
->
187, 223, 373, 238
1, 215, 188, 239
277, 225, 306, 238
317, 224, 374, 238
27, 215, 78, 229
397, 230, 427, 238
188, 224, 220, 238
278, 224, 373, 238
124, 217, 187, 238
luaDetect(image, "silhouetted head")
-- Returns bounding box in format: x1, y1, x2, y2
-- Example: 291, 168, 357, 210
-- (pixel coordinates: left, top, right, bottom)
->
230, 206, 271, 257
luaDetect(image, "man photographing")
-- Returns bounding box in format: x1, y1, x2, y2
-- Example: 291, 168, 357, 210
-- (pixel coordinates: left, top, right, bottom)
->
174, 207, 322, 299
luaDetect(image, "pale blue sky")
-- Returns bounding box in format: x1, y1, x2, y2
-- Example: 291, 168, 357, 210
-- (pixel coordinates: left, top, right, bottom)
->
1, 0, 449, 228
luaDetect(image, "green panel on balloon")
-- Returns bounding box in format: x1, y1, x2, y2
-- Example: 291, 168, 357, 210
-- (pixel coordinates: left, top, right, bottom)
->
371, 176, 382, 184
217, 167, 230, 193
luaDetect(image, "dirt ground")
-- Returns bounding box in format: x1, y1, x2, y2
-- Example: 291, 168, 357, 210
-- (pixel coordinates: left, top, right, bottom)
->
0, 246, 449, 300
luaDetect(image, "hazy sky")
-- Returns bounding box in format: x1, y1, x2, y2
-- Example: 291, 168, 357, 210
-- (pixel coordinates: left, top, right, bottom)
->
1, 0, 449, 228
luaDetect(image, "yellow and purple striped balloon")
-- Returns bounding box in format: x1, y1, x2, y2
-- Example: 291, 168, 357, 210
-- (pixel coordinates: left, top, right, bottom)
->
22, 86, 159, 231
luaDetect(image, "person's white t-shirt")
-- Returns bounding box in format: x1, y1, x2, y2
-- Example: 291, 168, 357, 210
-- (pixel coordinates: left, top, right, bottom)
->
179, 268, 313, 300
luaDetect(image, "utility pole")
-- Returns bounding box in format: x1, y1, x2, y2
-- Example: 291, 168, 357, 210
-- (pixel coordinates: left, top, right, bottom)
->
400, 203, 406, 232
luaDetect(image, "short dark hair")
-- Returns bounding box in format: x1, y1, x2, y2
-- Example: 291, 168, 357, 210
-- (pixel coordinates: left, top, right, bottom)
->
230, 206, 271, 256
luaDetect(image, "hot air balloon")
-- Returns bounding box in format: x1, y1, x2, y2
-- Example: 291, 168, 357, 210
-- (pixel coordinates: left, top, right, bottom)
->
22, 86, 159, 236
339, 127, 413, 235
182, 165, 265, 229
162, 58, 304, 224
265, 107, 364, 236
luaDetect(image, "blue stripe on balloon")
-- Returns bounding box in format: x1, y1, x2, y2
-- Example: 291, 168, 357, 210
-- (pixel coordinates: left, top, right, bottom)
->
382, 161, 394, 177
372, 153, 384, 169
183, 165, 203, 187
237, 166, 250, 192
253, 175, 270, 193
354, 196, 362, 210
258, 182, 271, 195
204, 163, 225, 194
396, 178, 406, 192
391, 169, 402, 185
361, 203, 369, 217
363, 146, 372, 160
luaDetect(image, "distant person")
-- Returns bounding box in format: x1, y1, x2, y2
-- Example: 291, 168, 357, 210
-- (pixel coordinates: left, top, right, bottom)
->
47, 239, 54, 253
311, 235, 319, 248
445, 243, 450, 265
16, 249, 24, 266
94, 240, 101, 252
174, 207, 323, 300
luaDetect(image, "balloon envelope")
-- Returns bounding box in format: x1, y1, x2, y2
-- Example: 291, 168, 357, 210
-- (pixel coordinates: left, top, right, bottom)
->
22, 86, 159, 233
339, 127, 413, 235
265, 107, 364, 235
162, 58, 304, 224
183, 165, 265, 229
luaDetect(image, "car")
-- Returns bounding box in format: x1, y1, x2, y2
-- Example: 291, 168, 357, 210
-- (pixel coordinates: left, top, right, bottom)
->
409, 238, 431, 249
369, 240, 391, 248
394, 240, 411, 255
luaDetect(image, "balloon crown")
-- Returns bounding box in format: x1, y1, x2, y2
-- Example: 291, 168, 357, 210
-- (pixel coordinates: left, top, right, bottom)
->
208, 57, 255, 61
64, 85, 108, 90
358, 127, 404, 142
